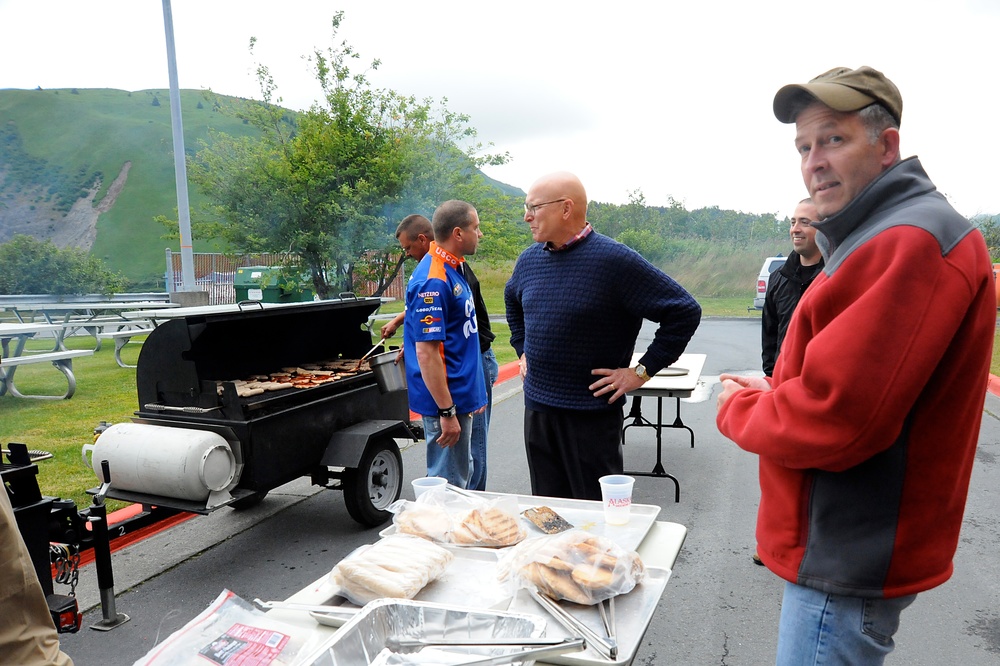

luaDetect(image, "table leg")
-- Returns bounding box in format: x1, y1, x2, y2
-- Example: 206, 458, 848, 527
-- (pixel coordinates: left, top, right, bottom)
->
670, 397, 695, 448
623, 396, 681, 502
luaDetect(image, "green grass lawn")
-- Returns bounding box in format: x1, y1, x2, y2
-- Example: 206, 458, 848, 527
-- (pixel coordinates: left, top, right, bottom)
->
3, 302, 997, 513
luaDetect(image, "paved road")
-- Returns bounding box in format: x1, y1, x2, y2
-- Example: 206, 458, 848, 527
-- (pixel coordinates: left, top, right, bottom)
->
58, 319, 1000, 665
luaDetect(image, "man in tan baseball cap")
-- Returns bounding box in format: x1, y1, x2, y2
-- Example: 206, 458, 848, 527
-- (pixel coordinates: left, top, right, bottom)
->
773, 65, 902, 126
716, 67, 996, 665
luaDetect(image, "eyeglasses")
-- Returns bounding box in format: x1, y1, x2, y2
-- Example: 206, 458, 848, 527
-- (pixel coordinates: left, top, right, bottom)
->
523, 198, 567, 215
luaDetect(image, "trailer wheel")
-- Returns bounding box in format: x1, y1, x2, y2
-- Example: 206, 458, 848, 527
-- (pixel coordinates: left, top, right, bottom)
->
343, 437, 402, 526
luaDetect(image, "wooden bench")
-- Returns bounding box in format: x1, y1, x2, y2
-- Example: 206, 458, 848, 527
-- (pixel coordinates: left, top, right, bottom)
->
96, 327, 154, 368
0, 349, 94, 400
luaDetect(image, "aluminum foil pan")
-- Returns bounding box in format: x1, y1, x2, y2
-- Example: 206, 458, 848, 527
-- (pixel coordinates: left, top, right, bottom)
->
303, 598, 548, 665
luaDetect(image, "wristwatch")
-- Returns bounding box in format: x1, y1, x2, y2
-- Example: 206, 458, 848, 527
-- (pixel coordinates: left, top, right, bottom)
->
437, 404, 457, 418
634, 364, 651, 382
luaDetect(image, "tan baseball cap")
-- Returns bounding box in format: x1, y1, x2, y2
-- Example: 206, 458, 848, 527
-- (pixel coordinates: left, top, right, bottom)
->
773, 66, 902, 126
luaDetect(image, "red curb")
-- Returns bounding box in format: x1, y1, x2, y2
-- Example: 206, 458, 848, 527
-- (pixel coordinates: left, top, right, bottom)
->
71, 507, 196, 571
496, 360, 520, 385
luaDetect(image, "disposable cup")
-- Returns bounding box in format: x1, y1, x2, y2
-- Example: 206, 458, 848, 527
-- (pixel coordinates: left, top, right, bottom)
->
411, 476, 447, 499
598, 474, 635, 525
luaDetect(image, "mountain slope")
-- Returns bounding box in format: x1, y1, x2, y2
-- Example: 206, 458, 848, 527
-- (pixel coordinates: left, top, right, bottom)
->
0, 87, 259, 285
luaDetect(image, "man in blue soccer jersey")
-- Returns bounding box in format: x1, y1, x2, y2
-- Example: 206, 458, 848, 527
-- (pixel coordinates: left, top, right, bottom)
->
404, 200, 487, 488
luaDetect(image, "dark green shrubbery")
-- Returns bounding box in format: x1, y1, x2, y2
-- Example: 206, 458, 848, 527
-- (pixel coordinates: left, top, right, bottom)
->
0, 234, 129, 295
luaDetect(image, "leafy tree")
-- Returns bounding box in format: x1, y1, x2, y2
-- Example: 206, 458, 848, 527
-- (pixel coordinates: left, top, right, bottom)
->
975, 215, 1000, 260
0, 234, 129, 295
188, 12, 512, 299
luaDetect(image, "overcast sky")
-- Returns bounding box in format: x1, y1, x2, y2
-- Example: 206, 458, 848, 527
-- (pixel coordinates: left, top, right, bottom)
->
1, 0, 998, 218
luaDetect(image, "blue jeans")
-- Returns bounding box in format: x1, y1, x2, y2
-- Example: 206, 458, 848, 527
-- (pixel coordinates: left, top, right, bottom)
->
422, 413, 474, 488
776, 581, 916, 666
469, 348, 499, 491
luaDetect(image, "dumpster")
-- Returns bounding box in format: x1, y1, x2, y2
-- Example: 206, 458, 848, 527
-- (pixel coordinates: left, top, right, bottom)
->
234, 266, 314, 303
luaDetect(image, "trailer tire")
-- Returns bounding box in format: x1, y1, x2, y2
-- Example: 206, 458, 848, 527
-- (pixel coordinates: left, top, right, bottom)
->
229, 491, 268, 510
343, 437, 402, 526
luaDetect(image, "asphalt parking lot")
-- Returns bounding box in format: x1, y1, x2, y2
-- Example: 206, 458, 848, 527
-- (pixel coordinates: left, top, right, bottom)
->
57, 318, 1000, 665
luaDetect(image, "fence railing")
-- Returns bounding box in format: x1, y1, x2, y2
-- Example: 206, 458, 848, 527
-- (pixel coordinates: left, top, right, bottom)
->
165, 250, 406, 305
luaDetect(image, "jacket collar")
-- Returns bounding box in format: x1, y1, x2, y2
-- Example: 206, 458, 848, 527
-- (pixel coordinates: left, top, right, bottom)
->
813, 156, 937, 259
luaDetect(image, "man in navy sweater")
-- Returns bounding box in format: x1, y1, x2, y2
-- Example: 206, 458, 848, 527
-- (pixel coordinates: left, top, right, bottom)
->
504, 172, 701, 500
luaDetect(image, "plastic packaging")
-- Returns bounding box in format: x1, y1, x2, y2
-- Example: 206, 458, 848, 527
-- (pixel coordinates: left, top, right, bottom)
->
388, 489, 526, 548
132, 590, 306, 665
497, 529, 645, 605
328, 535, 453, 606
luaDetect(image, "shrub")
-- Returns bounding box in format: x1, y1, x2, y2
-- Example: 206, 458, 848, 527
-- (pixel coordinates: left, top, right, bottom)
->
0, 235, 130, 295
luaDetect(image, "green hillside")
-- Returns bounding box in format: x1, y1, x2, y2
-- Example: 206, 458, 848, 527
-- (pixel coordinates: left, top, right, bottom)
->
0, 88, 260, 287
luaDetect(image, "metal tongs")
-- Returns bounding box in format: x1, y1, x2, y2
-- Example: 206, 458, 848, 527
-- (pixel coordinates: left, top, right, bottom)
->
385, 636, 578, 654
252, 598, 358, 620
529, 589, 618, 661
437, 637, 586, 666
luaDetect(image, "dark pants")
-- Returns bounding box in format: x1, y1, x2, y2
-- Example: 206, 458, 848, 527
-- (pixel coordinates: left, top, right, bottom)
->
524, 406, 624, 500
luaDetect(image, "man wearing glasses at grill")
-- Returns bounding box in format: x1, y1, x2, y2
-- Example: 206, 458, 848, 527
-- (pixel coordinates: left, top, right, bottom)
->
504, 171, 701, 500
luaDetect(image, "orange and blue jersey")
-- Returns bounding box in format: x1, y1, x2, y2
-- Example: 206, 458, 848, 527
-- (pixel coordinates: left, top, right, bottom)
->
404, 242, 487, 416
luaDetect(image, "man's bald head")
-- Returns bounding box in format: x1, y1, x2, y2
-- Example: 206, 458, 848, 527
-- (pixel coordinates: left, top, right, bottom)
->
530, 172, 588, 217
523, 171, 589, 246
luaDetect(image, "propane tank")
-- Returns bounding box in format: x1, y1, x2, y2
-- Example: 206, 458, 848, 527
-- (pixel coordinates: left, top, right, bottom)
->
82, 423, 236, 502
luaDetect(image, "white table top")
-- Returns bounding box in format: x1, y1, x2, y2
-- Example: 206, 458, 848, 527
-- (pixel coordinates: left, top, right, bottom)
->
8, 301, 180, 313
629, 352, 706, 396
124, 299, 337, 321
0, 322, 70, 336
268, 516, 687, 665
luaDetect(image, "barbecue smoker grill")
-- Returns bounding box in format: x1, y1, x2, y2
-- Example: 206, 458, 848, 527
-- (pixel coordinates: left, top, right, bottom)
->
87, 297, 415, 527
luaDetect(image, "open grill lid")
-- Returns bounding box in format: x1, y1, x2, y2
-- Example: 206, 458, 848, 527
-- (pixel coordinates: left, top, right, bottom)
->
136, 298, 382, 412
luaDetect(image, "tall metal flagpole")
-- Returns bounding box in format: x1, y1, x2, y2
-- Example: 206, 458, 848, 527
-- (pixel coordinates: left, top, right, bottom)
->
161, 0, 195, 292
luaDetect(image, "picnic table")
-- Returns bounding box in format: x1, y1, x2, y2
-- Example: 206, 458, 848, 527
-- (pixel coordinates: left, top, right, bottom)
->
2, 300, 179, 325
0, 322, 93, 399
1, 301, 178, 353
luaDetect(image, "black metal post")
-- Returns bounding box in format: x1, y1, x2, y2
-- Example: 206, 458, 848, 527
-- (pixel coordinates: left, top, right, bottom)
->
89, 460, 129, 631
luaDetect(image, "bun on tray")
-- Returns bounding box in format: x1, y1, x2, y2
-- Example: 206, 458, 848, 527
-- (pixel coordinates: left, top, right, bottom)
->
389, 494, 525, 548
452, 507, 525, 547
329, 535, 453, 606
500, 530, 645, 605
395, 503, 454, 541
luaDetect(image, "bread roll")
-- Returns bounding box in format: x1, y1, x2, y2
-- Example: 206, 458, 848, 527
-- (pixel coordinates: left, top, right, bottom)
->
511, 532, 645, 604
329, 535, 453, 606
395, 504, 453, 541
452, 507, 524, 547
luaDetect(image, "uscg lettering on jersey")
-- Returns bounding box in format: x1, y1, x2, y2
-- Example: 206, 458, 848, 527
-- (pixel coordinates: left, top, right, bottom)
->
433, 244, 461, 268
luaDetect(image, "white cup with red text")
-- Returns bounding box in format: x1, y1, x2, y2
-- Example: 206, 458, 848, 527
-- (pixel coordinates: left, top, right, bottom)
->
598, 474, 635, 525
